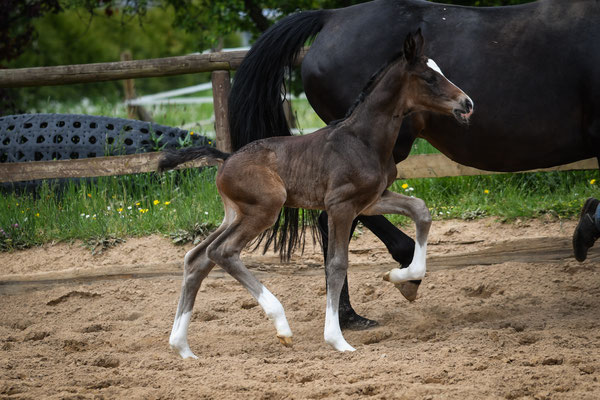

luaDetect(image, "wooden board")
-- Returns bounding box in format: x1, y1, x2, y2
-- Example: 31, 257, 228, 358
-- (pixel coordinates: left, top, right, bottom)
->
0, 152, 211, 183
0, 152, 596, 183
396, 154, 598, 179
0, 49, 308, 88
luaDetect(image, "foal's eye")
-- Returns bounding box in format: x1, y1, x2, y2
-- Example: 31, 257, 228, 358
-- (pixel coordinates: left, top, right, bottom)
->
423, 74, 437, 85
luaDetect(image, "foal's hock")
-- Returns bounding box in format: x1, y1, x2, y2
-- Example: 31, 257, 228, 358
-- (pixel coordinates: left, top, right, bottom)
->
161, 31, 473, 357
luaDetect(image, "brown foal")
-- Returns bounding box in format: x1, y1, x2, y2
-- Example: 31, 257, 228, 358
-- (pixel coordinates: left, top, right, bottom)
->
161, 31, 473, 357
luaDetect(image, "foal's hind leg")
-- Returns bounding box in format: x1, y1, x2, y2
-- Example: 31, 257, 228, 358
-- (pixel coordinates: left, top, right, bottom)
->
207, 209, 293, 346
362, 190, 431, 284
169, 210, 233, 359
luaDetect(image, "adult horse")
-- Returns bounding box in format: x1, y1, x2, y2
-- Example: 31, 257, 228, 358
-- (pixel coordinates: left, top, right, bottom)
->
228, 0, 600, 329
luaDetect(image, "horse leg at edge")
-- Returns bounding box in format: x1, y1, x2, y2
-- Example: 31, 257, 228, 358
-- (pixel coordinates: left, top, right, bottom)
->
169, 220, 228, 359
362, 191, 431, 288
318, 212, 379, 330
358, 215, 421, 302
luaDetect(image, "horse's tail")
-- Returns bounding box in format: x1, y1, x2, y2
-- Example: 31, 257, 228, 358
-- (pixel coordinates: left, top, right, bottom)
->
228, 9, 328, 151
157, 146, 230, 172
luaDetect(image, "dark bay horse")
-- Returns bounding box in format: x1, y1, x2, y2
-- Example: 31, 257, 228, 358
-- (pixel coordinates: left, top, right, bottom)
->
228, 0, 600, 328
162, 31, 473, 356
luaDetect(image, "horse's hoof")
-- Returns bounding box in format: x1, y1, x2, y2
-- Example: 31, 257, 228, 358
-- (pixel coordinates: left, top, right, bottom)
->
340, 312, 379, 331
383, 271, 391, 282
277, 335, 293, 347
395, 280, 420, 302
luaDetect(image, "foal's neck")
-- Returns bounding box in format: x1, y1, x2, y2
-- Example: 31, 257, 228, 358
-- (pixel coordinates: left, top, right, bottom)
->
344, 60, 409, 160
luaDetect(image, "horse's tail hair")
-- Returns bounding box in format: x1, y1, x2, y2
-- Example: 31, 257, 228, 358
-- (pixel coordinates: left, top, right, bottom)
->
157, 146, 230, 172
228, 9, 328, 151
253, 208, 322, 262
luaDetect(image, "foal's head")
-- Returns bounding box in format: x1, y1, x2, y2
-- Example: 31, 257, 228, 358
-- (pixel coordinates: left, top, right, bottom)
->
402, 30, 473, 124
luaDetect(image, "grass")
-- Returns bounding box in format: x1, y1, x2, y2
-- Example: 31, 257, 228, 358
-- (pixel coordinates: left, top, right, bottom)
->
390, 171, 600, 225
0, 168, 223, 251
1, 97, 598, 251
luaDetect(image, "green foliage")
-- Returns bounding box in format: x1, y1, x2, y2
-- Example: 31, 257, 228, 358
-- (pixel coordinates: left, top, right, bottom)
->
9, 6, 218, 109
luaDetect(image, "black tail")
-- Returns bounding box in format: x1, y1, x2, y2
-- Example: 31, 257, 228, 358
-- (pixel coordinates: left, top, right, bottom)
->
157, 146, 230, 172
228, 9, 328, 151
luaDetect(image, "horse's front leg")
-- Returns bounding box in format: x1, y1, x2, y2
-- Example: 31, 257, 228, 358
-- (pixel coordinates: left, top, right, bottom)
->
362, 190, 431, 284
323, 206, 357, 352
318, 212, 379, 329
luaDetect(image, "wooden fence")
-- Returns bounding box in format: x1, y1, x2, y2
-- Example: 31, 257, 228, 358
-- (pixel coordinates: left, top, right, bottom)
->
0, 48, 597, 183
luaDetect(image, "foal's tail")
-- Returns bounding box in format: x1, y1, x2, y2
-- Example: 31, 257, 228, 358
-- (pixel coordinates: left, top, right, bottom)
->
228, 9, 328, 151
157, 146, 230, 172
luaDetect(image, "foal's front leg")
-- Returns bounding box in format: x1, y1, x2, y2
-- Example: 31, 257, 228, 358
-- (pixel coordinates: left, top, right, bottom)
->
323, 207, 357, 352
362, 190, 432, 283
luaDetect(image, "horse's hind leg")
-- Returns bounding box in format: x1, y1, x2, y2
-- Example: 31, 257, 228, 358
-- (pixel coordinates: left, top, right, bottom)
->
207, 209, 293, 346
169, 210, 233, 359
362, 190, 431, 285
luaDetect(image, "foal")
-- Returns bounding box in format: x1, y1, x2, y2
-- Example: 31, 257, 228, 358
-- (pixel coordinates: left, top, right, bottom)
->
161, 31, 473, 357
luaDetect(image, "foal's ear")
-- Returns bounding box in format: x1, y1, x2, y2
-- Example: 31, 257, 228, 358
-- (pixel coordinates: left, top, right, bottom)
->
404, 28, 425, 64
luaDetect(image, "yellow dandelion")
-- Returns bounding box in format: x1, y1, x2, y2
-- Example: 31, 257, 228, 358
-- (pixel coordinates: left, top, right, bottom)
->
190, 131, 194, 136
484, 189, 490, 194
117, 208, 123, 212
401, 183, 409, 189
35, 213, 40, 217
164, 201, 171, 205
590, 179, 596, 185
153, 200, 160, 205
136, 202, 141, 206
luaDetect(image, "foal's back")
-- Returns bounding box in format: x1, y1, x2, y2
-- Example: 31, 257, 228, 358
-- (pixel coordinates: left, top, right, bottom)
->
217, 124, 386, 211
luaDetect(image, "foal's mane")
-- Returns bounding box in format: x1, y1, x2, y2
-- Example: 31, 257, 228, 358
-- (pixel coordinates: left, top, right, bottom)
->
330, 50, 405, 126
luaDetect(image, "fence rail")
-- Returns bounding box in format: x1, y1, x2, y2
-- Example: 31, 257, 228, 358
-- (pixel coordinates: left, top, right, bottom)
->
0, 49, 307, 88
0, 152, 596, 184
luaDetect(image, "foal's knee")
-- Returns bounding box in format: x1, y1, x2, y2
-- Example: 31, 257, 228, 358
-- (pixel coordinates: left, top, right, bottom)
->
413, 198, 432, 228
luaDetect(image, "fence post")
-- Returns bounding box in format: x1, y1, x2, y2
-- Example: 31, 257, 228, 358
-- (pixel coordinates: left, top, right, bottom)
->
211, 70, 233, 153
120, 51, 153, 122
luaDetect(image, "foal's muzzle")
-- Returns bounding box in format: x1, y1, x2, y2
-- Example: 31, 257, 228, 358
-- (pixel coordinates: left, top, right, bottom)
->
453, 98, 474, 124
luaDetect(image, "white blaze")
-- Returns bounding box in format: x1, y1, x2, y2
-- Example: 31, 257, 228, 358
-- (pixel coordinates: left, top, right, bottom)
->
426, 58, 474, 112
427, 58, 445, 76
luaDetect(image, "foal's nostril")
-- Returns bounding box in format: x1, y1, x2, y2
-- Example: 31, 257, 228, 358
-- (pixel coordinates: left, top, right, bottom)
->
465, 98, 473, 112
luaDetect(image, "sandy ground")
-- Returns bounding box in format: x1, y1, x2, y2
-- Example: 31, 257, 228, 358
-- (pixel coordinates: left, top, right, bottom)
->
1, 217, 599, 399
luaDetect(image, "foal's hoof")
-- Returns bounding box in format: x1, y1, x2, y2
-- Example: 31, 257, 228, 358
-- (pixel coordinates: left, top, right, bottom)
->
383, 272, 421, 302
396, 280, 421, 302
277, 335, 293, 347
